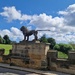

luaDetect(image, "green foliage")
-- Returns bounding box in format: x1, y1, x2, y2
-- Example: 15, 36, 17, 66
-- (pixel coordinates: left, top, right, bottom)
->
0, 35, 11, 44
53, 44, 60, 50
40, 34, 48, 43
2, 39, 6, 44
47, 38, 56, 49
0, 44, 12, 55
0, 35, 3, 44
54, 44, 73, 54
3, 35, 11, 44
69, 42, 75, 50
39, 34, 56, 49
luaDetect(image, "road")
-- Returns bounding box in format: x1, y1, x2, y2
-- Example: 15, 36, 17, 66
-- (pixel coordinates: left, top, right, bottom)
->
0, 67, 70, 75
0, 67, 38, 75
0, 63, 70, 75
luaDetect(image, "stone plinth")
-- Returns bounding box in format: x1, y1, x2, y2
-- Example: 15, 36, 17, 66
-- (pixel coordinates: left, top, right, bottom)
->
68, 51, 75, 60
11, 41, 50, 69
47, 50, 58, 60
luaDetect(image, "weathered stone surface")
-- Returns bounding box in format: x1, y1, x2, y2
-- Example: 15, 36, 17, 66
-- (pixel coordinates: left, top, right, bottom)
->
0, 48, 5, 56
0, 56, 2, 62
47, 50, 58, 60
11, 41, 50, 69
68, 51, 75, 60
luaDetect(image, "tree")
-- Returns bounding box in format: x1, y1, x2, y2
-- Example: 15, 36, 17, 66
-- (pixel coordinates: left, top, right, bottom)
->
59, 44, 73, 54
54, 44, 73, 54
47, 38, 56, 49
54, 44, 60, 50
2, 39, 6, 44
39, 34, 48, 43
0, 35, 3, 44
3, 35, 11, 44
69, 42, 75, 50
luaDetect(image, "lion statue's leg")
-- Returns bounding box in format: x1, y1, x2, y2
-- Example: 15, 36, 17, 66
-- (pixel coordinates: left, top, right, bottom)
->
34, 33, 38, 40
24, 35, 26, 41
27, 36, 29, 41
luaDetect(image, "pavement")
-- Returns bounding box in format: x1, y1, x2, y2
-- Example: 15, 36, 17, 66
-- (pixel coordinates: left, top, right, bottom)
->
0, 63, 70, 75
0, 67, 39, 75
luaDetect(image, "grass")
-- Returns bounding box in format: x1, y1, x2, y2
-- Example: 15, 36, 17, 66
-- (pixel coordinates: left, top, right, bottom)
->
0, 44, 12, 55
58, 51, 68, 58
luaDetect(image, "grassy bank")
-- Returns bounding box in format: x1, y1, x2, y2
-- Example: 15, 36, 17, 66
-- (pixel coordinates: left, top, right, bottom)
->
0, 44, 12, 55
58, 51, 68, 58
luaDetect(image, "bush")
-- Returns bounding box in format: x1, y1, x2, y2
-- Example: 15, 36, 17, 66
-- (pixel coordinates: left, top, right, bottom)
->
54, 44, 73, 54
47, 38, 56, 49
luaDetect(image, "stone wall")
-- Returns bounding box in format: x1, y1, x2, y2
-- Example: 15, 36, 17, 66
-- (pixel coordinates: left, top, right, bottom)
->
68, 51, 75, 64
47, 50, 58, 60
68, 51, 75, 60
0, 49, 5, 56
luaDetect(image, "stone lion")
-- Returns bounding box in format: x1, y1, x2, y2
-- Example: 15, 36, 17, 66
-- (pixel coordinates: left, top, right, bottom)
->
20, 26, 38, 41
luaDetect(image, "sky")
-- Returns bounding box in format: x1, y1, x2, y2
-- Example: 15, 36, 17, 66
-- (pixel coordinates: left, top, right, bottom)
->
0, 0, 75, 43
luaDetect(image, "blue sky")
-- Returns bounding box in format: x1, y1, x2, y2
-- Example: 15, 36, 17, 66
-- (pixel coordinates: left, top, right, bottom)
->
0, 0, 75, 43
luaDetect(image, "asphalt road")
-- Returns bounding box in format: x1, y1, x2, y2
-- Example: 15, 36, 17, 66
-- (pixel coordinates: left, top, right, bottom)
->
0, 67, 38, 75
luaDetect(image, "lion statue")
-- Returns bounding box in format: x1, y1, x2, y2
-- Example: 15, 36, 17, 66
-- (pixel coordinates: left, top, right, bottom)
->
20, 26, 38, 41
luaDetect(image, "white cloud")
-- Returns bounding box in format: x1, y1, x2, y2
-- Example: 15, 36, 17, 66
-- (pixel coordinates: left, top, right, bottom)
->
0, 27, 24, 42
0, 29, 11, 37
30, 13, 64, 31
0, 5, 75, 43
21, 14, 32, 20
58, 4, 75, 26
0, 6, 21, 22
0, 6, 31, 22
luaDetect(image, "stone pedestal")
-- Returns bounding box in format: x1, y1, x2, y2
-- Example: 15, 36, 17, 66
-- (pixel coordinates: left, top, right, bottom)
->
11, 41, 50, 69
